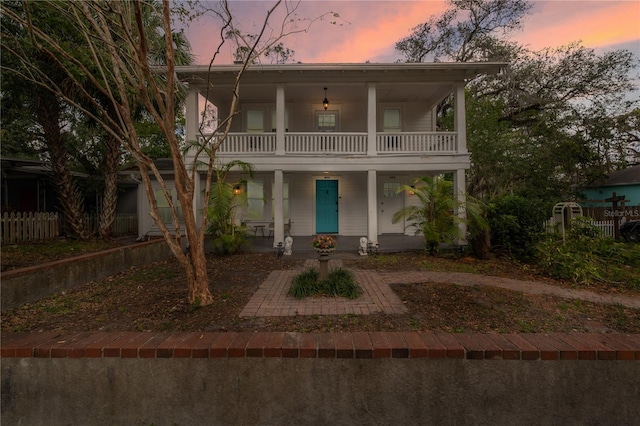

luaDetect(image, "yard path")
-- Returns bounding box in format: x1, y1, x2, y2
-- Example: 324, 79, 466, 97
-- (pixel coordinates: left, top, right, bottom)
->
381, 270, 640, 309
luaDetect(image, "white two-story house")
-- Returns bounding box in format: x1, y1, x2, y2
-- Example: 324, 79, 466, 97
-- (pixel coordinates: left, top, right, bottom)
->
137, 62, 504, 248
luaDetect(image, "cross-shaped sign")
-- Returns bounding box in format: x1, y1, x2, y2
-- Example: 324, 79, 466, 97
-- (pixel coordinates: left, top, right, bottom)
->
605, 192, 626, 240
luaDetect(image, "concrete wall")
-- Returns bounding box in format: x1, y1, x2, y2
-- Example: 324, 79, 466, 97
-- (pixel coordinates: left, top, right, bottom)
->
2, 331, 639, 425
1, 240, 173, 311
3, 357, 639, 425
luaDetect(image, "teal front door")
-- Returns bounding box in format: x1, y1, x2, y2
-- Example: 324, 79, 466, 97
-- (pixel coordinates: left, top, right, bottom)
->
316, 180, 338, 233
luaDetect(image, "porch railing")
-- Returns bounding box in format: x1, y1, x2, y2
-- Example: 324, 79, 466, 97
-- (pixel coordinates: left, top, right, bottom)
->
215, 134, 276, 154
206, 131, 459, 155
286, 133, 367, 154
376, 132, 457, 153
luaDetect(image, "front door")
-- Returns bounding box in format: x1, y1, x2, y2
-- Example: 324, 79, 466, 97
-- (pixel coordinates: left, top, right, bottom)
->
316, 180, 338, 233
378, 180, 405, 234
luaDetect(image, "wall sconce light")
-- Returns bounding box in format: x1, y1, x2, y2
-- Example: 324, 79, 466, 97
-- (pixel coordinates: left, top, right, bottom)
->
322, 87, 329, 110
408, 185, 416, 196
233, 185, 242, 195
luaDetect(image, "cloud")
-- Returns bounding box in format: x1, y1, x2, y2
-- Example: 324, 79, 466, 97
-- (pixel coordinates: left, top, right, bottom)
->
185, 0, 640, 65
513, 1, 640, 50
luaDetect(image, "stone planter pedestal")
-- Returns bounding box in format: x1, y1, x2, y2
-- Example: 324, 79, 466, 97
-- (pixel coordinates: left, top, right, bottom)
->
315, 248, 335, 281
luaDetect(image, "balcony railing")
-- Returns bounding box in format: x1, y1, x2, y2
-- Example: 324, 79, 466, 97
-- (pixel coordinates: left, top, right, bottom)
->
286, 133, 367, 154
205, 132, 458, 155
376, 132, 457, 154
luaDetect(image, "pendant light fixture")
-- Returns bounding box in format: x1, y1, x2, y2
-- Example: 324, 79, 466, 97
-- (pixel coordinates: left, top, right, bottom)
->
322, 87, 329, 110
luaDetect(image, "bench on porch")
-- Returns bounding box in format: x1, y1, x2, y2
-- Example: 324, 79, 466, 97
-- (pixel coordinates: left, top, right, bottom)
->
268, 219, 292, 237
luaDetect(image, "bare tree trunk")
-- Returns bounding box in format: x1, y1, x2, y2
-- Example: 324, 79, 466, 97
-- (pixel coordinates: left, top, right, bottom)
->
98, 134, 119, 239
185, 239, 213, 305
36, 96, 90, 239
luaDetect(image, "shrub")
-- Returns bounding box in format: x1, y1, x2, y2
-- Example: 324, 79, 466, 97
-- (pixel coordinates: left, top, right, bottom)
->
289, 267, 362, 299
209, 231, 250, 255
487, 195, 547, 260
535, 219, 640, 288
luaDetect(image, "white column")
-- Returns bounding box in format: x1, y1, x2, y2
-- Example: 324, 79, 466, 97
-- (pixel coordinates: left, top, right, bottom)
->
185, 88, 200, 145
273, 169, 284, 246
193, 173, 202, 228
367, 170, 378, 243
185, 89, 203, 232
367, 84, 377, 156
276, 85, 285, 155
454, 168, 467, 246
454, 82, 467, 153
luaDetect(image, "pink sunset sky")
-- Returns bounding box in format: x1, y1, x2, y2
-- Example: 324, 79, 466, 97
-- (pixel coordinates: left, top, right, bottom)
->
185, 0, 640, 64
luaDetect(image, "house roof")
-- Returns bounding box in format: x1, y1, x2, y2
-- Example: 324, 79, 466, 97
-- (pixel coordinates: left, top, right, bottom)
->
597, 165, 640, 186
175, 62, 507, 108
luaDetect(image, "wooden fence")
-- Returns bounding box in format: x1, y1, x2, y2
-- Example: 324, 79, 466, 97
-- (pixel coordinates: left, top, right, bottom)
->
1, 212, 60, 244
86, 213, 138, 237
1, 212, 138, 244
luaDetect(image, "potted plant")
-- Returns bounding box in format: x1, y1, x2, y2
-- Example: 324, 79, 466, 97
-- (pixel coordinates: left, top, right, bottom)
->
312, 234, 336, 254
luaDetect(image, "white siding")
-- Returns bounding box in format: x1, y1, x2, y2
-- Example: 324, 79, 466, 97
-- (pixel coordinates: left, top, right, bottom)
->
340, 102, 367, 132
289, 103, 313, 132
288, 174, 314, 235
404, 102, 434, 132
337, 174, 368, 236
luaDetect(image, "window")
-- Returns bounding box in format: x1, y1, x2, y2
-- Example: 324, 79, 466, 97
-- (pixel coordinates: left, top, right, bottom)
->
383, 108, 401, 148
316, 111, 337, 132
246, 109, 264, 133
383, 182, 402, 198
383, 108, 402, 132
247, 180, 264, 220
271, 108, 289, 131
153, 189, 183, 224
271, 181, 290, 221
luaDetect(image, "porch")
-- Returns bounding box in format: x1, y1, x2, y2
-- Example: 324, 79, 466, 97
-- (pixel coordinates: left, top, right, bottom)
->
247, 234, 427, 257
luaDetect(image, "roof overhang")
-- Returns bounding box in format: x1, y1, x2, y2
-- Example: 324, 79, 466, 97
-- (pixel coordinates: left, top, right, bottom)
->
174, 62, 507, 106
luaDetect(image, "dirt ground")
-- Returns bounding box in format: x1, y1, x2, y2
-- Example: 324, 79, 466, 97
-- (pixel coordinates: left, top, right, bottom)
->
2, 240, 639, 334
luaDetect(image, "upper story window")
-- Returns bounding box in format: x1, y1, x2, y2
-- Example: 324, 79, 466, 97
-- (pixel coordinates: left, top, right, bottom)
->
271, 108, 289, 131
246, 109, 264, 133
383, 108, 402, 132
316, 111, 338, 132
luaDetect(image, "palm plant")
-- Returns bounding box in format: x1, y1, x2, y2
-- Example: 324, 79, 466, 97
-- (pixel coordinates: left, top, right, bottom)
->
207, 160, 254, 253
392, 175, 487, 254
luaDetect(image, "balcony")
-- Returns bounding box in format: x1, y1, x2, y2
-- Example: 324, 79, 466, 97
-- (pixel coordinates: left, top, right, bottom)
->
208, 132, 460, 156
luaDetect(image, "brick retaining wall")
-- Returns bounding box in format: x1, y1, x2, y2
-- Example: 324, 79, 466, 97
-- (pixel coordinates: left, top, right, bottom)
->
1, 239, 172, 311
3, 331, 639, 425
2, 331, 638, 360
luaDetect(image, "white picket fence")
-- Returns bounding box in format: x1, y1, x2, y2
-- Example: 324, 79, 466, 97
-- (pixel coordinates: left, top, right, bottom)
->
1, 212, 60, 244
1, 212, 138, 244
544, 217, 616, 239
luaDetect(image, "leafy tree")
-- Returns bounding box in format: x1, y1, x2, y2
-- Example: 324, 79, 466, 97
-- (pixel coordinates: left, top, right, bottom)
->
1, 4, 92, 237
401, 0, 639, 206
396, 0, 531, 63
264, 42, 296, 64
486, 195, 547, 260
1, 0, 322, 306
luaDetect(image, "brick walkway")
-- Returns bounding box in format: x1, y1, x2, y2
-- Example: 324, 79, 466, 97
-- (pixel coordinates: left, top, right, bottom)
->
239, 260, 407, 317
240, 261, 640, 318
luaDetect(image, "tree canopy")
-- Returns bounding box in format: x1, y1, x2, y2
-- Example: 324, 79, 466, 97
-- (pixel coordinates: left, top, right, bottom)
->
397, 0, 639, 205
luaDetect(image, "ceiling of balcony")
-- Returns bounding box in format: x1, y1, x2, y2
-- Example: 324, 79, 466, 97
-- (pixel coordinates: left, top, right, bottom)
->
177, 62, 504, 109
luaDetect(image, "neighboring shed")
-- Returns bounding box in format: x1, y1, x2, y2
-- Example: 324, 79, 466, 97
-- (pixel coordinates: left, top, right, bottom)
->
581, 165, 640, 221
